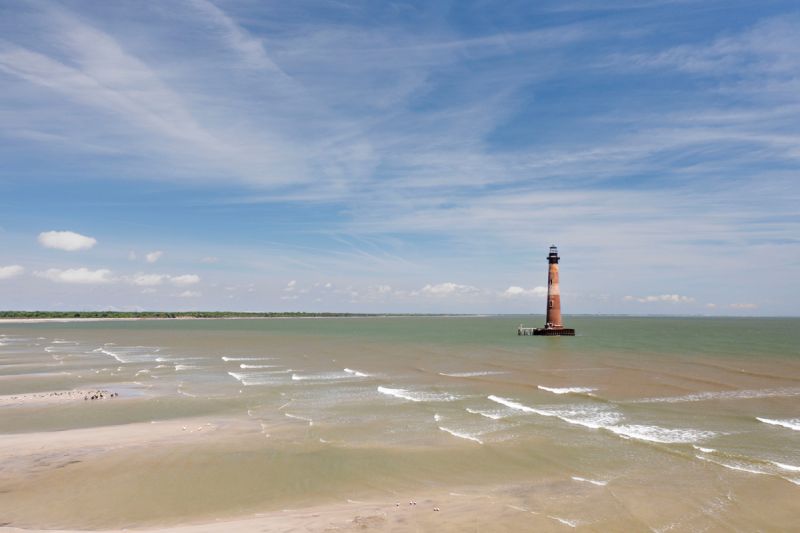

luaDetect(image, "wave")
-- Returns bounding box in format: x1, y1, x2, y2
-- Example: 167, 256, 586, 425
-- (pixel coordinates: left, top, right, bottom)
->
633, 388, 800, 404
378, 386, 458, 403
756, 417, 800, 431
344, 368, 370, 377
438, 426, 483, 444
487, 395, 714, 443
466, 407, 507, 420
439, 371, 508, 378
174, 364, 198, 371
571, 476, 607, 486
695, 454, 769, 476
538, 385, 597, 395
228, 371, 288, 386
221, 356, 276, 362
607, 425, 716, 444
487, 395, 621, 429
548, 516, 578, 528
771, 461, 800, 472
240, 364, 277, 369
692, 445, 717, 454
291, 372, 355, 381
284, 413, 313, 426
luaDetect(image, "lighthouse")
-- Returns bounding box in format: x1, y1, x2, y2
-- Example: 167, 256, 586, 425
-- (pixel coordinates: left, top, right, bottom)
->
518, 245, 575, 336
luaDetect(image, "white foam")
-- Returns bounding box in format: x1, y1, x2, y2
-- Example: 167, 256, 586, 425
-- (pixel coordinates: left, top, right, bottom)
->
538, 385, 597, 395
344, 368, 370, 377
438, 426, 483, 444
174, 364, 198, 371
378, 386, 458, 403
433, 413, 442, 422
771, 461, 800, 472
466, 407, 506, 420
548, 516, 578, 528
222, 356, 276, 362
487, 395, 541, 414
284, 413, 313, 426
240, 364, 277, 369
571, 476, 607, 486
439, 371, 508, 378
487, 396, 621, 429
607, 425, 715, 444
635, 388, 800, 404
228, 371, 288, 386
96, 348, 127, 364
695, 454, 769, 476
291, 372, 353, 381
692, 445, 717, 453
757, 417, 800, 431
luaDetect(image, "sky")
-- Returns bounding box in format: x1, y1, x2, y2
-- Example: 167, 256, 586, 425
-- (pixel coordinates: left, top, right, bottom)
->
0, 0, 798, 315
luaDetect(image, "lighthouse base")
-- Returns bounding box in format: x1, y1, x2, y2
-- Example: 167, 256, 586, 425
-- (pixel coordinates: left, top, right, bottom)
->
518, 326, 575, 336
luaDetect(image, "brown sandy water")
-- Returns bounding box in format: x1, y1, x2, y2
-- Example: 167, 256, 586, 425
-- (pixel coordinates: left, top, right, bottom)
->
1, 316, 799, 531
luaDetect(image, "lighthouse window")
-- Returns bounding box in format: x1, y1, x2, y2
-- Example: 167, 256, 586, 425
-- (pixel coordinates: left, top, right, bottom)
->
548, 299, 554, 309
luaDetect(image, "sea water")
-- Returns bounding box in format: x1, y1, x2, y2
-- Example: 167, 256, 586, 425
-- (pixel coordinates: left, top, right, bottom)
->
0, 316, 798, 529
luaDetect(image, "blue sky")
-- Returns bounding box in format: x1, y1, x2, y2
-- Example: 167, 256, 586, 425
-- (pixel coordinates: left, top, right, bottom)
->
1, 0, 798, 315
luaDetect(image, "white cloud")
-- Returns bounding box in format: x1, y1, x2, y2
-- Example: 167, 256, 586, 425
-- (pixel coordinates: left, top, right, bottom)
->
177, 290, 201, 298
625, 294, 695, 304
38, 230, 97, 251
284, 280, 297, 292
170, 274, 200, 286
129, 273, 167, 286
420, 282, 479, 296
0, 265, 24, 280
729, 303, 758, 309
141, 288, 157, 294
36, 267, 112, 284
502, 286, 547, 298
145, 250, 163, 263
128, 250, 137, 260
200, 256, 219, 263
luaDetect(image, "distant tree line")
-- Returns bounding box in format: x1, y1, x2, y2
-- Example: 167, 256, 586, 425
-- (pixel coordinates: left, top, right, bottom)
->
0, 311, 434, 319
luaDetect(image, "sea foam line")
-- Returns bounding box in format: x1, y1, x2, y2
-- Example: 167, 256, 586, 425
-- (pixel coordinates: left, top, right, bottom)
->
571, 476, 607, 487
466, 407, 506, 420
240, 364, 277, 369
487, 395, 714, 443
633, 388, 800, 404
291, 372, 354, 381
378, 386, 458, 403
439, 371, 508, 378
756, 417, 800, 432
344, 368, 370, 377
285, 413, 313, 426
438, 426, 483, 444
221, 356, 276, 362
538, 385, 597, 395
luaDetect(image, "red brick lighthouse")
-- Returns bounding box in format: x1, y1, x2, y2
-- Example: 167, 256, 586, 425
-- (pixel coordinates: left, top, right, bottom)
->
518, 245, 575, 336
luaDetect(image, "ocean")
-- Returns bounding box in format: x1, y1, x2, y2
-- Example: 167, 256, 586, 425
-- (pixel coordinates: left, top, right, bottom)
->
1, 316, 798, 530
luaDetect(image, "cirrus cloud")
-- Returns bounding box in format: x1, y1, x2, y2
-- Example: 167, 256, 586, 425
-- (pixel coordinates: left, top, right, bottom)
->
38, 230, 97, 251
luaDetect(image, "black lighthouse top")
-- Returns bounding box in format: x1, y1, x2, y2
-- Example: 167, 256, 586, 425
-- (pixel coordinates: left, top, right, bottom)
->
547, 245, 560, 264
